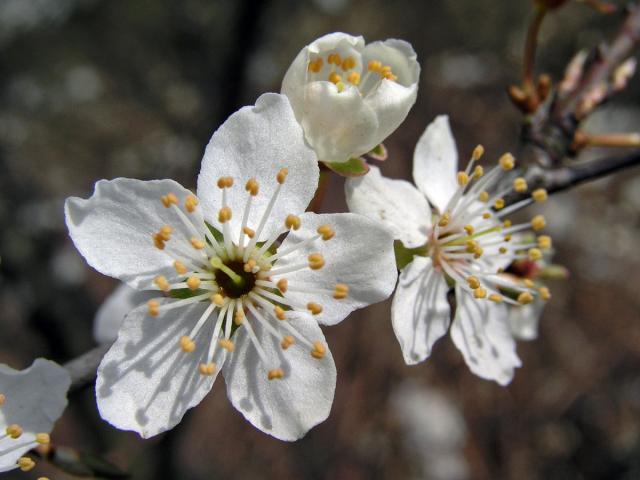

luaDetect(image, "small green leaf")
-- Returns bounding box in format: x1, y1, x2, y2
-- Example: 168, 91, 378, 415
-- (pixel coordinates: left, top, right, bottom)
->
323, 157, 370, 177
394, 240, 428, 270
367, 143, 388, 161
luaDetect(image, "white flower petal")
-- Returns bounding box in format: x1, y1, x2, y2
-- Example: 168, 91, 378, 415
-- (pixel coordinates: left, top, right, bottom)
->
508, 302, 544, 341
197, 93, 319, 242
273, 212, 397, 326
391, 257, 450, 365
0, 359, 70, 472
93, 283, 156, 344
65, 178, 199, 290
223, 311, 336, 441
450, 288, 521, 385
345, 165, 430, 248
413, 116, 459, 213
96, 301, 223, 438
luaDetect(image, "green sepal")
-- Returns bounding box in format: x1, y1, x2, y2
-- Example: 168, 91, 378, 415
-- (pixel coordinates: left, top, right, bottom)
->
367, 143, 388, 161
394, 240, 428, 270
323, 157, 370, 177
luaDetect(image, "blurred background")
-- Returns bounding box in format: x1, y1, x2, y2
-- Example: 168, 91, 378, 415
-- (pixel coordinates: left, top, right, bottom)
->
1, 0, 640, 478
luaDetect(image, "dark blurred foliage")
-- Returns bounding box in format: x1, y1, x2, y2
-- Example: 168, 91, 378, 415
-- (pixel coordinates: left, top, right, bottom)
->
1, 0, 640, 479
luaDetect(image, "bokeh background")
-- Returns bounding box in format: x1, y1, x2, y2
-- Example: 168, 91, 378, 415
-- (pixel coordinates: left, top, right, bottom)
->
1, 0, 640, 478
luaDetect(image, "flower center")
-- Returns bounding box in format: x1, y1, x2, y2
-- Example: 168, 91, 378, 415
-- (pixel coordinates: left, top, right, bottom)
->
213, 259, 256, 299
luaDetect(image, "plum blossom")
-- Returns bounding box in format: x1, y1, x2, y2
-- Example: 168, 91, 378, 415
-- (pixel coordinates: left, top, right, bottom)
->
0, 359, 70, 473
282, 32, 420, 164
65, 93, 397, 440
346, 116, 553, 385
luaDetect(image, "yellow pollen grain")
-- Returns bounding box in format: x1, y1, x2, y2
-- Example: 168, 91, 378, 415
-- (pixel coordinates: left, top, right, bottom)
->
532, 188, 548, 202
317, 224, 335, 241
489, 293, 503, 303
218, 206, 232, 223
153, 233, 166, 250
277, 278, 288, 293
538, 235, 552, 249
17, 457, 35, 472
467, 276, 481, 289
219, 339, 235, 352
380, 65, 392, 75
185, 194, 199, 213
483, 212, 492, 219
368, 60, 382, 72
307, 302, 323, 315
244, 258, 257, 273
308, 253, 325, 270
383, 71, 398, 81
494, 198, 505, 210
473, 247, 484, 259
466, 240, 479, 253
268, 368, 285, 380
147, 300, 160, 317
528, 248, 543, 261
217, 176, 233, 188
199, 363, 216, 376
479, 191, 490, 202
159, 225, 173, 241
174, 260, 188, 274
35, 433, 50, 445
474, 165, 484, 178
327, 53, 342, 65
308, 58, 323, 73
503, 219, 512, 227
234, 309, 245, 325
474, 287, 487, 299
6, 424, 23, 439
245, 178, 259, 196
186, 276, 201, 290
334, 283, 349, 299
180, 336, 195, 353
328, 72, 342, 84
277, 168, 289, 184
311, 341, 326, 359
539, 287, 551, 301
518, 291, 534, 304
457, 171, 470, 186
154, 275, 170, 292
0, 393, 5, 405
274, 306, 286, 321
281, 335, 295, 350
464, 224, 475, 235
531, 215, 546, 231
211, 293, 225, 306
341, 56, 356, 71
285, 214, 301, 230
243, 226, 255, 239
190, 238, 206, 249
472, 145, 485, 161
514, 177, 528, 193
499, 246, 508, 254
38, 477, 50, 480
504, 234, 512, 241
499, 153, 515, 171
347, 71, 360, 85
161, 192, 179, 208
438, 212, 450, 227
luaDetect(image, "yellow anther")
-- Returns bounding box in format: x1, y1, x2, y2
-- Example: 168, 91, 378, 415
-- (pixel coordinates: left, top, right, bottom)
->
382, 71, 398, 81
380, 65, 392, 75
473, 247, 484, 259
327, 53, 342, 65
147, 300, 160, 317
158, 225, 173, 241
328, 72, 342, 84
518, 291, 534, 305
180, 336, 196, 353
242, 226, 255, 239
474, 287, 487, 299
473, 165, 484, 178
538, 235, 552, 250
503, 219, 512, 227
317, 224, 335, 241
457, 171, 470, 186
479, 191, 490, 202
173, 260, 188, 274
190, 238, 206, 249
38, 477, 50, 480
211, 293, 225, 306
281, 335, 295, 350
268, 368, 285, 380
334, 283, 349, 299
341, 56, 356, 70
499, 246, 508, 254
161, 192, 179, 208
466, 276, 480, 289
276, 278, 288, 293
438, 212, 450, 227
504, 234, 512, 241
347, 71, 360, 85
154, 276, 170, 292
523, 279, 535, 288
6, 424, 23, 439
499, 153, 515, 171
483, 212, 492, 219
308, 253, 325, 270
472, 145, 485, 160
513, 177, 528, 193
532, 188, 548, 202
368, 60, 382, 72
185, 194, 199, 213
466, 240, 479, 253
35, 433, 50, 445
219, 339, 235, 352
199, 363, 216, 376
531, 215, 546, 231
539, 287, 551, 301
528, 248, 543, 261
494, 198, 505, 210
17, 457, 35, 472
285, 214, 301, 230
186, 276, 201, 290
311, 341, 326, 359
234, 309, 245, 325
277, 167, 289, 184
244, 258, 257, 273
0, 393, 5, 405
464, 224, 475, 235
307, 302, 323, 315
153, 233, 166, 250
245, 178, 259, 196
218, 206, 232, 223
308, 57, 323, 73
274, 306, 286, 321
489, 293, 503, 303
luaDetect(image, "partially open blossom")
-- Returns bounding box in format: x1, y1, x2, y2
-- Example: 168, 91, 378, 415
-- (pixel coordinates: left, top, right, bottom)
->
0, 359, 70, 472
282, 32, 420, 164
346, 116, 553, 385
66, 93, 397, 440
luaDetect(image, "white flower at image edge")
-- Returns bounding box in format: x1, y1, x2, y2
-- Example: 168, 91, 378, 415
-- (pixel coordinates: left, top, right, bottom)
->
346, 116, 553, 385
0, 359, 70, 473
282, 32, 420, 163
65, 93, 397, 441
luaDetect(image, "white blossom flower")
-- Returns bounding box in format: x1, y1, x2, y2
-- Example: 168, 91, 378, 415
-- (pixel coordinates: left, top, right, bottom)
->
282, 32, 420, 164
346, 115, 553, 385
65, 93, 397, 440
0, 359, 70, 473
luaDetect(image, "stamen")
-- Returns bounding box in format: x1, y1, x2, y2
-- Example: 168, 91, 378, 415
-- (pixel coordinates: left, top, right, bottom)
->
438, 212, 450, 227
307, 302, 323, 315
333, 283, 349, 299
473, 165, 484, 178
328, 53, 342, 65
243, 227, 255, 238
347, 71, 360, 85
173, 260, 188, 274
6, 424, 23, 439
317, 224, 335, 240
161, 192, 179, 208
499, 153, 515, 171
285, 214, 301, 230
244, 258, 257, 273
532, 188, 548, 202
494, 198, 505, 210
274, 306, 287, 320
148, 300, 160, 317
234, 307, 244, 325
539, 287, 551, 300
268, 368, 284, 380
474, 287, 487, 299
513, 177, 528, 192
328, 72, 342, 84
0, 393, 5, 405
17, 457, 35, 472
528, 248, 543, 261
457, 171, 470, 186
158, 225, 172, 241
190, 238, 206, 250
479, 191, 490, 202
464, 225, 475, 235
185, 195, 199, 213
276, 168, 289, 184
310, 341, 326, 359
277, 278, 288, 293
308, 253, 325, 270
472, 145, 485, 160
186, 276, 201, 290
368, 60, 382, 72
308, 58, 323, 73
538, 235, 552, 249
219, 339, 235, 352
199, 363, 216, 376
153, 233, 166, 250
210, 293, 225, 306
281, 335, 295, 349
489, 293, 503, 302
518, 291, 534, 304
218, 206, 232, 223
531, 215, 546, 231
154, 276, 170, 292
180, 336, 196, 352
341, 56, 356, 70
217, 176, 234, 189
245, 178, 259, 196
466, 276, 481, 289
